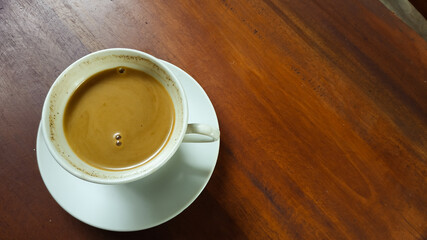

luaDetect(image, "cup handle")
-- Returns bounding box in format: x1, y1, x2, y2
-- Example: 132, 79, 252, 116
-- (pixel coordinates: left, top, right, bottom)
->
183, 123, 220, 142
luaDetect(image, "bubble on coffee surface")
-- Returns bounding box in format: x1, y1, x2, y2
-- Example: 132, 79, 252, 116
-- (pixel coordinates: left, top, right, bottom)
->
114, 133, 122, 147
114, 133, 121, 140
118, 67, 125, 74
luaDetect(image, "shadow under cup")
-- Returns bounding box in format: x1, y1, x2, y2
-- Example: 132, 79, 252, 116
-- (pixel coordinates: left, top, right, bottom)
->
42, 49, 188, 185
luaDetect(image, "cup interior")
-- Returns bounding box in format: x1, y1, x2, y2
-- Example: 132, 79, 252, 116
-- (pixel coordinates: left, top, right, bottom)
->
42, 49, 188, 184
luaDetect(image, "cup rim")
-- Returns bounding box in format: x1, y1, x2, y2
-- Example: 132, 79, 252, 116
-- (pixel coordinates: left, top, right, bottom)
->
41, 48, 188, 184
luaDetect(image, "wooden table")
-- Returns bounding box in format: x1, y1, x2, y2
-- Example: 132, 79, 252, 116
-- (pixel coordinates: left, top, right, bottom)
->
1, 0, 426, 239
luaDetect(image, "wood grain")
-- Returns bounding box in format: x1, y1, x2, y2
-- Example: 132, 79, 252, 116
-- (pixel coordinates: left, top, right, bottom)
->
0, 0, 426, 239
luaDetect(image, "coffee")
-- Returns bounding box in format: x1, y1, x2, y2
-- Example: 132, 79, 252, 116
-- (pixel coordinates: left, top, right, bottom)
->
63, 67, 175, 171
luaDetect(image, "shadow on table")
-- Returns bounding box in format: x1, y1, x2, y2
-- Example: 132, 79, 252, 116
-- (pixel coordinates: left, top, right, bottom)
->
71, 142, 247, 239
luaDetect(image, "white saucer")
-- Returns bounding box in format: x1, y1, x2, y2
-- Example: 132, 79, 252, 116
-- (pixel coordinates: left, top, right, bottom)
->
36, 60, 220, 231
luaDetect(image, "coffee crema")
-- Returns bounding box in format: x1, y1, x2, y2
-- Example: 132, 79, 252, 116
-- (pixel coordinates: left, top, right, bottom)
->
63, 67, 175, 171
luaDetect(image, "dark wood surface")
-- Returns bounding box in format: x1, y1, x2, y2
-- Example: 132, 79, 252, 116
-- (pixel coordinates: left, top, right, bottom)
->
1, 0, 426, 239
409, 0, 427, 18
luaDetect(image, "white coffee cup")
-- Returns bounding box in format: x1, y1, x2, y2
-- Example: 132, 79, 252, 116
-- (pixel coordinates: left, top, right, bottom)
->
41, 48, 220, 184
